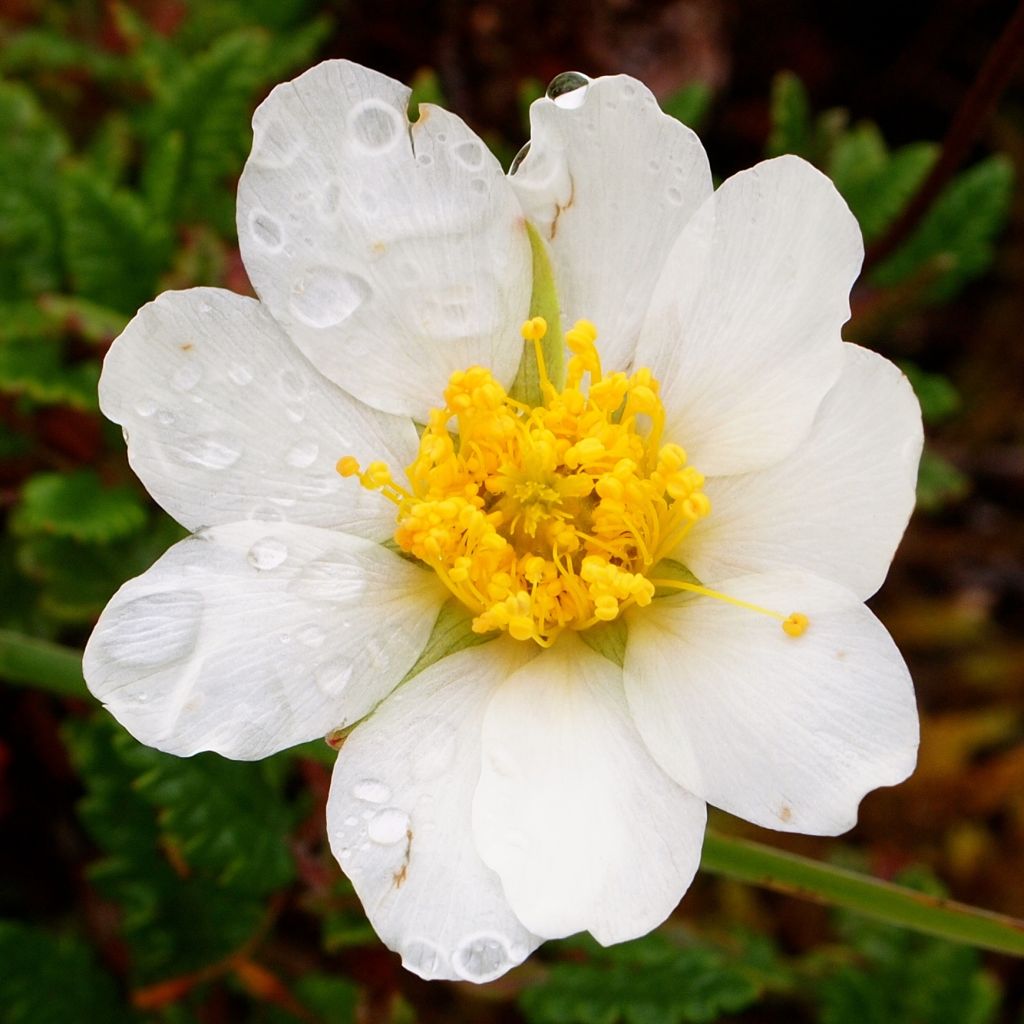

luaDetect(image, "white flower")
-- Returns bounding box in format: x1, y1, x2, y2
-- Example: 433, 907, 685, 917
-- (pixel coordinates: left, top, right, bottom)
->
84, 61, 922, 983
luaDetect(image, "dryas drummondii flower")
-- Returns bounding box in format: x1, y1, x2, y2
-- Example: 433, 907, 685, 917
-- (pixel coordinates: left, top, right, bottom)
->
85, 62, 923, 982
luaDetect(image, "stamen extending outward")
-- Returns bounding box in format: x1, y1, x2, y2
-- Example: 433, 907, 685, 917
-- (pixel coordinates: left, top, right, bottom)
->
339, 316, 807, 645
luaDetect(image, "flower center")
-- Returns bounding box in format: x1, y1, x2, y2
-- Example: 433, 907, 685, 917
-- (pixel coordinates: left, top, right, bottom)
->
338, 317, 808, 647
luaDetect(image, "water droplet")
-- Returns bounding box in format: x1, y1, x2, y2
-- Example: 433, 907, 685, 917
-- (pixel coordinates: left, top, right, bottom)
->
98, 590, 203, 668
135, 398, 157, 417
344, 815, 358, 827
666, 186, 684, 206
451, 139, 486, 171
229, 363, 253, 386
198, 302, 213, 314
546, 71, 590, 108
157, 409, 176, 427
622, 82, 638, 98
172, 435, 242, 470
285, 405, 306, 424
509, 141, 530, 176
470, 177, 488, 195
367, 807, 409, 845
348, 98, 405, 154
453, 932, 514, 983
247, 536, 288, 571
402, 938, 446, 979
416, 152, 433, 166
249, 209, 284, 251
286, 439, 319, 468
248, 503, 285, 524
172, 363, 201, 391
352, 779, 391, 804
290, 266, 371, 329
339, 846, 352, 860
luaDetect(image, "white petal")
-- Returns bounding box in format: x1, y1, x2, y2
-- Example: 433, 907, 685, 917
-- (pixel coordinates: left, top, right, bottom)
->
473, 633, 706, 944
684, 344, 923, 599
635, 156, 863, 476
100, 288, 418, 541
84, 521, 445, 759
327, 642, 541, 982
625, 570, 919, 835
237, 60, 532, 420
512, 75, 712, 373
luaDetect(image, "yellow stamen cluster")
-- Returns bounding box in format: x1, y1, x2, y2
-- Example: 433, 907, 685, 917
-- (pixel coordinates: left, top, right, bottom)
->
340, 318, 715, 646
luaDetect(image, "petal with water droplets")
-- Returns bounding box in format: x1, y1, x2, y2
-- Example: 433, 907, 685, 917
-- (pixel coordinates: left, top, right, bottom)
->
328, 643, 540, 982
100, 287, 418, 541
237, 60, 531, 420
84, 521, 445, 759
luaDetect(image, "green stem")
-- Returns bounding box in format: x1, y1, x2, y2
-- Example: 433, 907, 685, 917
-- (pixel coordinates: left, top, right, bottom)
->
702, 830, 1024, 957
0, 629, 87, 697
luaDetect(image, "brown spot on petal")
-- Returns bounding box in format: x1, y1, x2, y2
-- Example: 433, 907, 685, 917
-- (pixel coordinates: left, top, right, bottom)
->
393, 828, 414, 889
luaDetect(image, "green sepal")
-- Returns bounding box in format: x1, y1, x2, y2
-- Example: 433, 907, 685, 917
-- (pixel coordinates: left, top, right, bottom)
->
509, 222, 565, 406
579, 618, 627, 668
650, 557, 702, 598
399, 599, 495, 685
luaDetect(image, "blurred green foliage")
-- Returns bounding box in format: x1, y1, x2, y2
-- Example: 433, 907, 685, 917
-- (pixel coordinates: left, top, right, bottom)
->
0, 2, 1017, 1021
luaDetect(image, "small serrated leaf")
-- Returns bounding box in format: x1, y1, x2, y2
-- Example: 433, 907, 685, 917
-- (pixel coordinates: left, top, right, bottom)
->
0, 921, 135, 1024
520, 934, 760, 1024
870, 155, 1014, 303
766, 71, 811, 158
59, 165, 172, 313
13, 470, 147, 543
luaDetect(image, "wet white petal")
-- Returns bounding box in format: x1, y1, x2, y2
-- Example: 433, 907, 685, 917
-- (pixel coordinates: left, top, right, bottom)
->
327, 642, 540, 982
636, 155, 862, 476
625, 570, 919, 835
684, 344, 923, 598
513, 74, 712, 373
100, 288, 418, 540
473, 634, 706, 944
237, 60, 531, 420
84, 521, 445, 759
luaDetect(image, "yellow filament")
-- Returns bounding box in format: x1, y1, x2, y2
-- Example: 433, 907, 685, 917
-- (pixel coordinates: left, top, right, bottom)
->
339, 318, 717, 646
649, 578, 809, 637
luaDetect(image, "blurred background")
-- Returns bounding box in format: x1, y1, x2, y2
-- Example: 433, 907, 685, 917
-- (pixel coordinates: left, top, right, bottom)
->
1, 1, 1023, 1021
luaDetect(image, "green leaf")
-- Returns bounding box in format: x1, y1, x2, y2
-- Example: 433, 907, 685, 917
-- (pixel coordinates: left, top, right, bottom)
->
37, 294, 130, 344
661, 82, 713, 131
119, 741, 296, 893
766, 71, 811, 158
144, 29, 277, 226
409, 67, 445, 122
701, 830, 1024, 958
819, 870, 1000, 1024
916, 449, 970, 513
509, 223, 565, 406
0, 629, 86, 697
12, 470, 147, 543
871, 155, 1014, 303
828, 126, 936, 241
520, 934, 759, 1024
291, 974, 360, 1024
0, 920, 135, 1024
0, 81, 68, 300
60, 165, 171, 313
87, 114, 136, 185
65, 719, 287, 983
0, 337, 99, 409
900, 362, 961, 425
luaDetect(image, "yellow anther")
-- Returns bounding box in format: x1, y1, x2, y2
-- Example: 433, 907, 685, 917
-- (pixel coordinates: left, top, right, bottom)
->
782, 612, 809, 637
520, 316, 548, 342
337, 315, 727, 646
